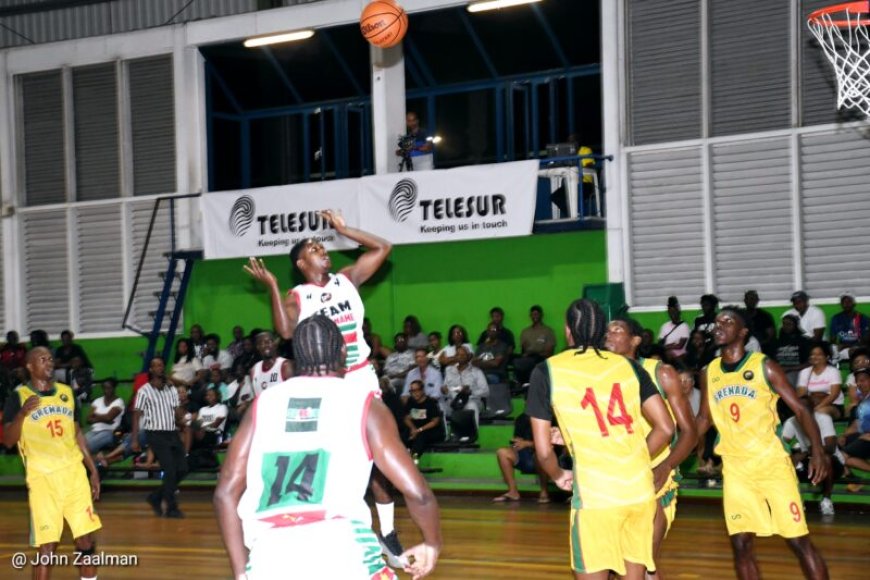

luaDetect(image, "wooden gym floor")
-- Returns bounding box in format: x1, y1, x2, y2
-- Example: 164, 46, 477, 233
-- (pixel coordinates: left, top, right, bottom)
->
0, 490, 866, 579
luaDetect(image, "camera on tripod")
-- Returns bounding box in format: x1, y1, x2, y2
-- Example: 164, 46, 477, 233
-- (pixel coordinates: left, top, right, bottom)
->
397, 133, 416, 172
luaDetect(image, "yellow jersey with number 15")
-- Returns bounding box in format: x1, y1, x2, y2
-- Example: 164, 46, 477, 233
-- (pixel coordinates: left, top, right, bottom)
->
706, 352, 787, 459
548, 349, 654, 509
14, 382, 83, 480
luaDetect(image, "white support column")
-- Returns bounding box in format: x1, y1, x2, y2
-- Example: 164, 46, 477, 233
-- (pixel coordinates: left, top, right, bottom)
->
0, 52, 20, 331
174, 25, 204, 250
602, 0, 625, 284
370, 44, 406, 176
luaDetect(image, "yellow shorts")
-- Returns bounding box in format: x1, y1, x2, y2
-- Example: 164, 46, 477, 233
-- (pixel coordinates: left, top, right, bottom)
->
656, 471, 679, 537
722, 455, 808, 538
570, 501, 656, 575
27, 463, 101, 546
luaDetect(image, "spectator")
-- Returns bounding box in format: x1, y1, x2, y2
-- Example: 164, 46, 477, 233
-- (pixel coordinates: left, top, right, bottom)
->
473, 323, 511, 384
797, 342, 844, 420
693, 294, 719, 343
0, 331, 26, 372
658, 296, 690, 363
363, 317, 392, 364
830, 292, 870, 356
476, 307, 515, 352
68, 357, 95, 406
426, 331, 442, 371
684, 330, 714, 372
53, 330, 92, 383
383, 333, 415, 391
743, 290, 777, 354
202, 333, 234, 374
513, 305, 556, 387
193, 388, 228, 448
396, 111, 434, 171
403, 348, 443, 400
839, 367, 870, 474
29, 329, 50, 349
442, 346, 489, 426
169, 338, 203, 389
773, 315, 812, 388
176, 384, 196, 453
637, 328, 658, 359
232, 334, 259, 377
403, 315, 428, 350
189, 323, 207, 360
493, 413, 550, 503
782, 397, 844, 516
783, 291, 826, 341
438, 324, 474, 368
206, 367, 229, 402
675, 363, 701, 416
85, 379, 125, 454
402, 380, 445, 457
226, 325, 245, 360
845, 348, 870, 420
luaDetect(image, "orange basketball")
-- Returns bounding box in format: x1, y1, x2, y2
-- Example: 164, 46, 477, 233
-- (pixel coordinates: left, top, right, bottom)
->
360, 0, 408, 49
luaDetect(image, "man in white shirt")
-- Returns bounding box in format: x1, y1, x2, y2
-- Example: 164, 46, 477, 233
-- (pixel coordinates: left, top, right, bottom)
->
783, 291, 827, 341
85, 378, 125, 454
403, 348, 442, 400
202, 333, 234, 373
658, 296, 690, 363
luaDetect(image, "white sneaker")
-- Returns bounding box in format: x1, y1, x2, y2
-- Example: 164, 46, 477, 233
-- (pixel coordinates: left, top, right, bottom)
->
820, 497, 835, 516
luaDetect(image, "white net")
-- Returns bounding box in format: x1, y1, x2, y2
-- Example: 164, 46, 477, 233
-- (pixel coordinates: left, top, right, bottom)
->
808, 4, 870, 118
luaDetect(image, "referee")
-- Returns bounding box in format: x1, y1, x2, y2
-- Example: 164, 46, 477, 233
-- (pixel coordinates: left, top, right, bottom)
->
131, 369, 188, 518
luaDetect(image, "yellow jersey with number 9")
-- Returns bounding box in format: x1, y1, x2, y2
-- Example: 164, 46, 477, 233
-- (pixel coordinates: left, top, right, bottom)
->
15, 383, 83, 480
706, 352, 787, 459
548, 349, 654, 509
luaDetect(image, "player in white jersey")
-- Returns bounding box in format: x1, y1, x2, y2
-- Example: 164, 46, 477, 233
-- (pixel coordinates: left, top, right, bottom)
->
248, 332, 292, 398
215, 315, 441, 580
244, 210, 407, 565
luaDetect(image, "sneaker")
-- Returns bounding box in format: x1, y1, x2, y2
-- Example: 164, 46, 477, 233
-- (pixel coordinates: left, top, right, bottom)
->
377, 530, 407, 568
164, 508, 185, 519
146, 493, 162, 516
820, 497, 835, 516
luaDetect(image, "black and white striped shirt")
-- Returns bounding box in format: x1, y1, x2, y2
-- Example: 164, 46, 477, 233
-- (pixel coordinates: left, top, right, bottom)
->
134, 383, 179, 432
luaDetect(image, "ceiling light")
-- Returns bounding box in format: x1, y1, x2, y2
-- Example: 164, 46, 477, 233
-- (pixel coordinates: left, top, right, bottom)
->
467, 0, 542, 14
243, 29, 315, 48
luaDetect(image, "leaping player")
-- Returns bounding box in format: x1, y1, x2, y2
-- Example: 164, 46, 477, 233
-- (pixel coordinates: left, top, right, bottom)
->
243, 210, 408, 565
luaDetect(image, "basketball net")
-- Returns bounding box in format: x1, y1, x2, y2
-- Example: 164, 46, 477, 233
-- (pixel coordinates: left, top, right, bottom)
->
807, 1, 870, 118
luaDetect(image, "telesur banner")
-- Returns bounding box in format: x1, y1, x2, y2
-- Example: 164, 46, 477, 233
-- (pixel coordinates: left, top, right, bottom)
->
202, 160, 539, 259
201, 181, 360, 259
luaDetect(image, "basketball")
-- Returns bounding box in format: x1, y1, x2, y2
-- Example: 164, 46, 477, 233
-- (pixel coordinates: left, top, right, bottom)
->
360, 0, 408, 49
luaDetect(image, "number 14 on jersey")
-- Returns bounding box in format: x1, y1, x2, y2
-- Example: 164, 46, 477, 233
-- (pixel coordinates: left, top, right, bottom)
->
580, 383, 634, 437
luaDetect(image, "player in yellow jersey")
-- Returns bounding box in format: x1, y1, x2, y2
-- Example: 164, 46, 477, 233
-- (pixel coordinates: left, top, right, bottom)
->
3, 347, 102, 580
697, 307, 829, 580
527, 299, 675, 580
605, 317, 697, 579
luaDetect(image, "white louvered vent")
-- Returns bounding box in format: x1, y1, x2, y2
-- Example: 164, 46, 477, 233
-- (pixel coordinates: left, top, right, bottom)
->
76, 204, 125, 332
710, 138, 795, 303
20, 71, 66, 206
128, 55, 176, 196
22, 210, 70, 332
628, 147, 706, 307
73, 63, 120, 201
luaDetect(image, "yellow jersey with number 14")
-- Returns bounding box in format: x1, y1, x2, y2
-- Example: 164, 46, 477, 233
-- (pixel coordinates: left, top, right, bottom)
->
706, 352, 787, 459
14, 382, 83, 480
548, 349, 654, 509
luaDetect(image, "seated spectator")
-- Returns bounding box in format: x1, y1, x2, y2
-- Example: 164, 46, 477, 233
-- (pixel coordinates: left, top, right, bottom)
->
85, 379, 125, 454
473, 323, 511, 384
797, 342, 844, 420
442, 346, 489, 426
189, 323, 207, 360
202, 333, 234, 375
513, 305, 556, 387
830, 292, 870, 358
426, 332, 442, 371
402, 348, 443, 400
403, 315, 428, 350
193, 388, 228, 447
684, 330, 715, 372
226, 325, 246, 360
29, 329, 50, 349
783, 291, 826, 341
658, 296, 689, 364
839, 367, 870, 474
437, 324, 474, 368
774, 314, 811, 388
743, 290, 776, 355
476, 306, 515, 351
383, 333, 415, 391
169, 338, 203, 389
176, 384, 196, 453
493, 413, 550, 503
363, 317, 392, 365
53, 329, 92, 383
782, 396, 844, 516
637, 328, 658, 359
0, 331, 26, 372
206, 367, 229, 402
675, 363, 701, 416
693, 294, 719, 344
68, 357, 95, 406
845, 348, 870, 420
232, 334, 259, 377
402, 380, 445, 457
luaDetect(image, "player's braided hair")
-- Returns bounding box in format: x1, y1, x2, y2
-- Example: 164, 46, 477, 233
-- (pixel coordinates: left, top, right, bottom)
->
293, 314, 345, 376
566, 299, 607, 357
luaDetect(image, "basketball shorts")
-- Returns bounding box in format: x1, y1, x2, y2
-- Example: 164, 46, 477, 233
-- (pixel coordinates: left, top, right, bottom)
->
721, 455, 808, 538
515, 447, 536, 474
570, 500, 656, 575
27, 463, 101, 546
656, 470, 679, 536
246, 518, 396, 580
346, 363, 381, 396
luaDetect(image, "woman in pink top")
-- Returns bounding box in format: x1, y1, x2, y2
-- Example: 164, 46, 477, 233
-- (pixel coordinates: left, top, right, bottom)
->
797, 343, 844, 419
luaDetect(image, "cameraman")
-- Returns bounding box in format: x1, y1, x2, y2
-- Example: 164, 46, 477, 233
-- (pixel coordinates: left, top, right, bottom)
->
396, 111, 434, 171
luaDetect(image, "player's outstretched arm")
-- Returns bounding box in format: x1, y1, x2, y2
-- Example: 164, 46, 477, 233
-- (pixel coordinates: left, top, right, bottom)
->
322, 210, 392, 288
366, 399, 440, 579
214, 406, 254, 579
640, 393, 675, 462
244, 257, 299, 340
764, 358, 830, 485
655, 364, 698, 487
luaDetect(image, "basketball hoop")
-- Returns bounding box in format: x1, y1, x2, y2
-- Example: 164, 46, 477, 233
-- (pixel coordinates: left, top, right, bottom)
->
807, 1, 870, 118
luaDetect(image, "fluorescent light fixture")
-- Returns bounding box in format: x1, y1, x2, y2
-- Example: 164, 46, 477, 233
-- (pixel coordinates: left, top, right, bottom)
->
243, 29, 315, 48
467, 0, 541, 13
